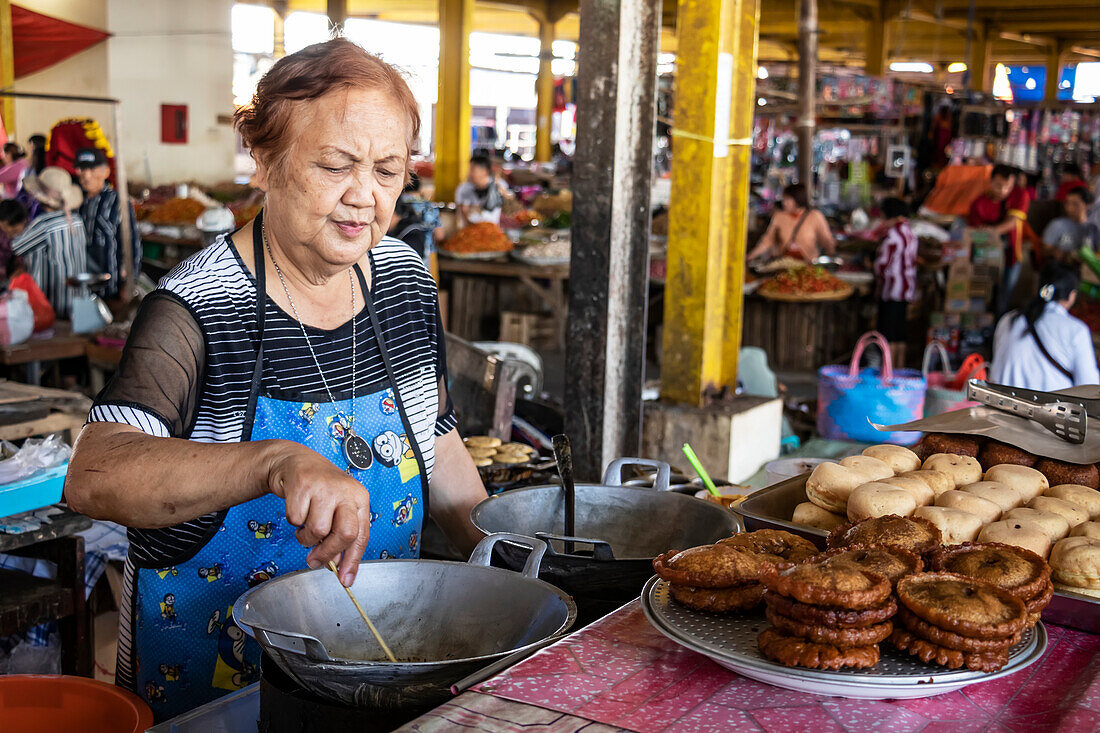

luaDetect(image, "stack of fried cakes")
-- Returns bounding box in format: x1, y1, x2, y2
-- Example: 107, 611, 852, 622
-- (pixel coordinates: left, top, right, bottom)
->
652, 530, 817, 613
758, 558, 895, 670
930, 542, 1053, 626
892, 572, 1028, 672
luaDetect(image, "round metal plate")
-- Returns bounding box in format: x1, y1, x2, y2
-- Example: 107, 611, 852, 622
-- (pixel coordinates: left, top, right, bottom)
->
641, 577, 1047, 699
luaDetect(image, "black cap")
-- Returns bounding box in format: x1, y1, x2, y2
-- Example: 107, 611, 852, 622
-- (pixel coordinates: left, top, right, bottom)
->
73, 147, 108, 169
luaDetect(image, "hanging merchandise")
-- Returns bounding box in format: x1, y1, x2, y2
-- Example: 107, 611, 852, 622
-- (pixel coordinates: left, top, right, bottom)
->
45, 118, 117, 183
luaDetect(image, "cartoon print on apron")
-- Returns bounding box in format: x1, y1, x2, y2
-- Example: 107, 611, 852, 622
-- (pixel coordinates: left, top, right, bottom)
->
128, 212, 430, 721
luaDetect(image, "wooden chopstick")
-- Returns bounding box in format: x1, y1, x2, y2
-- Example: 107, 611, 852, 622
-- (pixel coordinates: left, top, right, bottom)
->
327, 560, 397, 663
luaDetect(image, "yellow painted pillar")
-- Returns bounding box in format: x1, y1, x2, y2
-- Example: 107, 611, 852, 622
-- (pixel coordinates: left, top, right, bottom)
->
272, 1, 287, 59
535, 15, 556, 163
863, 1, 890, 78
968, 21, 993, 93
661, 0, 760, 405
0, 0, 14, 139
1045, 41, 1065, 108
435, 0, 473, 203
327, 0, 348, 28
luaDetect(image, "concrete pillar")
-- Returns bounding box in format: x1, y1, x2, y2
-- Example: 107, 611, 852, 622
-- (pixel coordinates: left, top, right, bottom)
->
564, 0, 660, 479
434, 0, 473, 203
660, 0, 761, 406
0, 0, 14, 137
534, 16, 556, 163
327, 0, 347, 28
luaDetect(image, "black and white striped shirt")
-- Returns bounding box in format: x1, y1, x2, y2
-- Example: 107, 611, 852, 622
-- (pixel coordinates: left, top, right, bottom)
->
12, 210, 87, 318
89, 234, 456, 567
78, 183, 141, 299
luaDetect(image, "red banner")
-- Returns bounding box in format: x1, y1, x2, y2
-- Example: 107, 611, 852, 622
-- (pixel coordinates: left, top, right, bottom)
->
12, 4, 110, 79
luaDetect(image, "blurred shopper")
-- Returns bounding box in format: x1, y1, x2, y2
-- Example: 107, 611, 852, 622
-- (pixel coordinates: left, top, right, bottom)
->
0, 199, 27, 276
1043, 187, 1099, 261
748, 184, 837, 262
27, 134, 47, 175
456, 153, 507, 226
969, 164, 1031, 314
0, 143, 29, 198
873, 198, 918, 367
12, 167, 87, 317
387, 177, 441, 268
1055, 163, 1088, 202
74, 147, 141, 299
992, 264, 1098, 391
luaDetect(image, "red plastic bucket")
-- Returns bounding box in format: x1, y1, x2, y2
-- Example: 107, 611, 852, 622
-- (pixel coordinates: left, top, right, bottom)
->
0, 675, 153, 733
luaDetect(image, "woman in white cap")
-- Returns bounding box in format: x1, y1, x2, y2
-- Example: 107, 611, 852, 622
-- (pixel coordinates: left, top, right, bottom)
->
12, 166, 87, 318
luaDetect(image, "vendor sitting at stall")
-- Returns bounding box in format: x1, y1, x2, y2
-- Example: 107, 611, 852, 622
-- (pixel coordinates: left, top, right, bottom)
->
873, 198, 919, 367
1043, 187, 1099, 262
968, 164, 1031, 315
75, 147, 141, 300
64, 38, 486, 722
747, 184, 837, 263
991, 264, 1098, 391
11, 166, 87, 318
455, 153, 507, 226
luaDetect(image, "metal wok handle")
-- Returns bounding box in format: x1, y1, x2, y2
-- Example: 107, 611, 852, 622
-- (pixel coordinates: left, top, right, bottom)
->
602, 458, 672, 492
468, 532, 548, 579
253, 627, 334, 662
535, 532, 616, 561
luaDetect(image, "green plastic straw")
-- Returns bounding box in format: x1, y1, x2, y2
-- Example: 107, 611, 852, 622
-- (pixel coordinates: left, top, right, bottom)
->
682, 443, 721, 497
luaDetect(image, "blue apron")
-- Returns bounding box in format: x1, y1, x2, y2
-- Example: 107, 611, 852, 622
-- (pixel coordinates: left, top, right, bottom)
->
129, 214, 429, 720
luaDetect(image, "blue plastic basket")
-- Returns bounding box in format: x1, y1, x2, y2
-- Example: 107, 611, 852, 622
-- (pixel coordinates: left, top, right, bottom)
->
0, 463, 68, 519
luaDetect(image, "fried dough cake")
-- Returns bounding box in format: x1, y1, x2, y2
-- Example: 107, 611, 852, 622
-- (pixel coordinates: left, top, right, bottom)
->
828, 515, 943, 560
809, 544, 923, 589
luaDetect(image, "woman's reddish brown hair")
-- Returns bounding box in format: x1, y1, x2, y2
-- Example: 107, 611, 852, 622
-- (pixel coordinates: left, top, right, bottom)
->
235, 38, 420, 180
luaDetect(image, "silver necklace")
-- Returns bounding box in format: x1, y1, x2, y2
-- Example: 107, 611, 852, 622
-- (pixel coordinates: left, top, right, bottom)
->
263, 222, 373, 470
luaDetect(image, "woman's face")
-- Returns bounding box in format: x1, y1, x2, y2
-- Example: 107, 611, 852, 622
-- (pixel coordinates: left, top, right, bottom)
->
254, 86, 411, 270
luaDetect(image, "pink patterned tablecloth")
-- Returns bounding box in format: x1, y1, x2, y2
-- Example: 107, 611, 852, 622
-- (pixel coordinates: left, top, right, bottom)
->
472, 600, 1100, 732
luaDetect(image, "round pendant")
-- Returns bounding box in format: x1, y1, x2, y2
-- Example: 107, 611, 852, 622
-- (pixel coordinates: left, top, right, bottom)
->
343, 431, 373, 470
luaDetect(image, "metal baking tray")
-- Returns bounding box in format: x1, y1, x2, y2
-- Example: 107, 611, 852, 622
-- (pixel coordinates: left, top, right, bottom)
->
736, 474, 1100, 634
642, 577, 1046, 699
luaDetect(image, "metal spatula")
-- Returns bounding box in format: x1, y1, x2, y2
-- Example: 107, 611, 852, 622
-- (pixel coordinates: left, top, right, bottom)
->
967, 380, 1088, 444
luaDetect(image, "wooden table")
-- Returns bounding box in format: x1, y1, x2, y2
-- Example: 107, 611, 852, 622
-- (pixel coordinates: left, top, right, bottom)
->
438, 257, 570, 348
0, 322, 91, 385
142, 232, 205, 278
0, 508, 93, 676
0, 381, 92, 443
85, 342, 124, 394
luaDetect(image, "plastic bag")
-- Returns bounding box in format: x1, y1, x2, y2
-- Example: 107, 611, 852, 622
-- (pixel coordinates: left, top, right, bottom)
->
0, 435, 71, 485
0, 288, 34, 346
9, 273, 55, 333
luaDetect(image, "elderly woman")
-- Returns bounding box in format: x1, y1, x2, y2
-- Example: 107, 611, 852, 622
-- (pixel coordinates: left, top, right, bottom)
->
66, 39, 487, 720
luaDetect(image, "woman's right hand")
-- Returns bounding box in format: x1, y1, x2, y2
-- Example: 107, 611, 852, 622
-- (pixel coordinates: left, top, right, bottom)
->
263, 440, 372, 586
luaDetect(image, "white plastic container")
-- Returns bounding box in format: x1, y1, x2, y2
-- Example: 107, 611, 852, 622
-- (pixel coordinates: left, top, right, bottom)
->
764, 457, 829, 487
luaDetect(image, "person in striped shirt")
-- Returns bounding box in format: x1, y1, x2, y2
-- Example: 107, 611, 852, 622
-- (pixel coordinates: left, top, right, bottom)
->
11, 166, 87, 318
873, 197, 919, 367
75, 147, 141, 300
65, 40, 488, 720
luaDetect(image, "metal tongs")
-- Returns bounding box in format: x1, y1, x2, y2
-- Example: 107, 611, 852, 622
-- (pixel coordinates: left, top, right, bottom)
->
967, 380, 1089, 444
